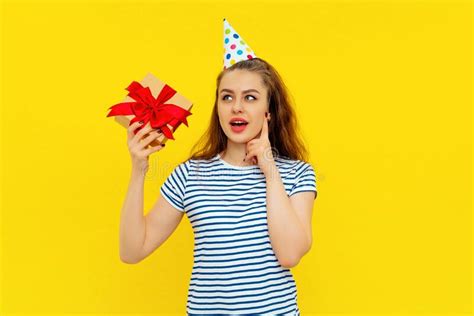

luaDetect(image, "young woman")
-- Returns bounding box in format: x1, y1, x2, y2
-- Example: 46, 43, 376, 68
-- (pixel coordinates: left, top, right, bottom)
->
119, 58, 317, 315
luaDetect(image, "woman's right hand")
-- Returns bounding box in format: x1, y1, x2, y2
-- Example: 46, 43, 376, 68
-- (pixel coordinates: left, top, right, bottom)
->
127, 121, 165, 175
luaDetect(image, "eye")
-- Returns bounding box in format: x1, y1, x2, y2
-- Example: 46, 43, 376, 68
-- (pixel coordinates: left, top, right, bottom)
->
221, 94, 257, 101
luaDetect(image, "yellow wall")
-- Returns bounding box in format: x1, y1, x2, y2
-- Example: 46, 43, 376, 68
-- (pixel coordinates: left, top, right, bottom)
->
1, 0, 471, 314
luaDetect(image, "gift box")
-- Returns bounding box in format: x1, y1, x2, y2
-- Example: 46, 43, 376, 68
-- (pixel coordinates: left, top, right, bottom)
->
106, 73, 193, 147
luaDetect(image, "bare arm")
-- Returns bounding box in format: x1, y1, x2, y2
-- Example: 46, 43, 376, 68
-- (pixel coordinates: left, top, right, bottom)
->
119, 168, 184, 263
119, 121, 183, 263
118, 169, 146, 263
140, 192, 184, 261
264, 163, 312, 268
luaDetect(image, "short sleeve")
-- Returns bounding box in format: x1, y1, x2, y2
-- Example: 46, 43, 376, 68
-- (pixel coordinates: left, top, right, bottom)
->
160, 161, 189, 212
289, 162, 317, 199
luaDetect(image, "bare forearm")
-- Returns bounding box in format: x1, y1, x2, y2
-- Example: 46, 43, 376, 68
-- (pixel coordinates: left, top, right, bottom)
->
265, 163, 310, 267
119, 169, 147, 263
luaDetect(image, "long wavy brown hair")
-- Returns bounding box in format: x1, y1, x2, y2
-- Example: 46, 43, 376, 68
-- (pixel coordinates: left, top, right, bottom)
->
185, 58, 309, 163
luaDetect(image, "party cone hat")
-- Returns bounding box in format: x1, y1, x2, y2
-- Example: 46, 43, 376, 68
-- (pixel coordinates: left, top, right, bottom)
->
223, 18, 257, 69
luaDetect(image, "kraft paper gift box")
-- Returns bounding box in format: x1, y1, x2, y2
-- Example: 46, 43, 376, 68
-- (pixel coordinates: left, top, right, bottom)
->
106, 72, 193, 147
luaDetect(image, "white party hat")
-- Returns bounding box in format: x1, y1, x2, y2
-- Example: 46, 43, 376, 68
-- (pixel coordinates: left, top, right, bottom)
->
223, 18, 257, 69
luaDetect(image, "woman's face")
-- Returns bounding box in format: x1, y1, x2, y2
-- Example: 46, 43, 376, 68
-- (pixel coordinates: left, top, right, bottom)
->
217, 69, 269, 143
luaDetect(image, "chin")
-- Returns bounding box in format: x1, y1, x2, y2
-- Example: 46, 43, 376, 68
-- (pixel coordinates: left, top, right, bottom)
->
225, 130, 256, 143
227, 135, 249, 144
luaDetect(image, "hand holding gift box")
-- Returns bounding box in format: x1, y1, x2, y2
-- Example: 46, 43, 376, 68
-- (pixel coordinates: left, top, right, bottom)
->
106, 73, 193, 147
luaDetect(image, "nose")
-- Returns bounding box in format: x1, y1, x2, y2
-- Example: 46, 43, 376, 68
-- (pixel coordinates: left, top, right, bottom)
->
231, 98, 244, 113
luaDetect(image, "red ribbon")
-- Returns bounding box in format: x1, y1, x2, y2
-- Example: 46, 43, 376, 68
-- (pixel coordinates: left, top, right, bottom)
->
106, 81, 192, 140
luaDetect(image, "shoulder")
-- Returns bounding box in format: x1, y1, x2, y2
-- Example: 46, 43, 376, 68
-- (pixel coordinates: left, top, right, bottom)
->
173, 159, 191, 175
274, 155, 314, 177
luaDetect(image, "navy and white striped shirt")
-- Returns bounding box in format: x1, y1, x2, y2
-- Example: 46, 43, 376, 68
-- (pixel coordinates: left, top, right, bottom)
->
160, 153, 317, 315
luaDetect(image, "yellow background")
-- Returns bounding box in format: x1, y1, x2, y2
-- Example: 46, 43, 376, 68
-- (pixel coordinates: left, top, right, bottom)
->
1, 0, 471, 315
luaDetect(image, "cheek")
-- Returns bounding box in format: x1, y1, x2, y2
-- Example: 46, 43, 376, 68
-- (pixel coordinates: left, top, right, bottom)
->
217, 103, 228, 114
249, 106, 267, 120
217, 110, 229, 130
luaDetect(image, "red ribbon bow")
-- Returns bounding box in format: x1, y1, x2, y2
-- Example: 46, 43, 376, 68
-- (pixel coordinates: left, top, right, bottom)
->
106, 81, 192, 140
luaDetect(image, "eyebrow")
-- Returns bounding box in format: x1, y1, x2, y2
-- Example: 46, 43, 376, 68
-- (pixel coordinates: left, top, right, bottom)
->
219, 88, 260, 94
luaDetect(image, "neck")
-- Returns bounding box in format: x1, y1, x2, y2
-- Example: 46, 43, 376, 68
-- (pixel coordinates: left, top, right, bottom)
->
220, 140, 253, 167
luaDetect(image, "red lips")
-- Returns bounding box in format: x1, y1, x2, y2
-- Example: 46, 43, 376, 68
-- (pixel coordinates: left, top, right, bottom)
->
229, 117, 248, 124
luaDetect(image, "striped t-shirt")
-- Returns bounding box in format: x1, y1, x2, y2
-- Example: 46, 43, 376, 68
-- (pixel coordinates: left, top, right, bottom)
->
160, 152, 317, 315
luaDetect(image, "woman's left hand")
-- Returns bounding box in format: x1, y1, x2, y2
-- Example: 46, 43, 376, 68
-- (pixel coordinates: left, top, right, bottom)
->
244, 112, 275, 175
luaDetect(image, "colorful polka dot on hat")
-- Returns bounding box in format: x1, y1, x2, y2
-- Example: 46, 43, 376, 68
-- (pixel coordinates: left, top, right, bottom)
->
223, 18, 257, 69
